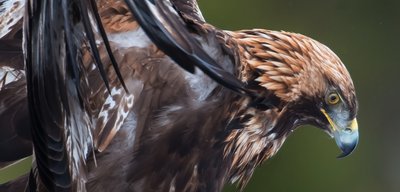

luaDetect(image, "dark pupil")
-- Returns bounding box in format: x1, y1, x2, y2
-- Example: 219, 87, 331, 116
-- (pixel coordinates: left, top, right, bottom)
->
330, 95, 337, 102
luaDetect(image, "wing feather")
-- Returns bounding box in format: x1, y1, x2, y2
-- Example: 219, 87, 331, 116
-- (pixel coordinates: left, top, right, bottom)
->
0, 22, 31, 163
124, 0, 255, 97
0, 0, 24, 39
23, 0, 127, 190
0, 77, 31, 162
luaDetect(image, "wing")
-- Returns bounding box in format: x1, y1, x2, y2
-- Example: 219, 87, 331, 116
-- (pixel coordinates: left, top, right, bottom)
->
0, 69, 31, 162
25, 1, 91, 190
90, 0, 142, 152
0, 1, 31, 163
0, 2, 142, 189
90, 0, 242, 154
124, 0, 256, 97
24, 0, 129, 190
23, 0, 153, 190
3, 0, 262, 190
88, 1, 255, 191
92, 0, 271, 157
0, 0, 143, 168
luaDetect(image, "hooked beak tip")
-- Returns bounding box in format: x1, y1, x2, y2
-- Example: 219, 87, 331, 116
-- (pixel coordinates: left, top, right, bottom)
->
336, 136, 358, 158
334, 118, 359, 158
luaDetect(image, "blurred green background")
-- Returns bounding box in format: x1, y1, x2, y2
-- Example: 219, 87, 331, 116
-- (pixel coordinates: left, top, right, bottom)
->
198, 0, 400, 191
1, 0, 399, 191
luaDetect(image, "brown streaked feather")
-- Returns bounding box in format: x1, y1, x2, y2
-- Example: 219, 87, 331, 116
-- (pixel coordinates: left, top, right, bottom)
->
85, 43, 199, 191
97, 0, 139, 33
82, 43, 144, 152
231, 29, 355, 102
171, 0, 205, 23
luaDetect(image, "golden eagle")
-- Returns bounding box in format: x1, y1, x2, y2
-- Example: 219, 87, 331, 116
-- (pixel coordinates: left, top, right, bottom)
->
0, 0, 358, 191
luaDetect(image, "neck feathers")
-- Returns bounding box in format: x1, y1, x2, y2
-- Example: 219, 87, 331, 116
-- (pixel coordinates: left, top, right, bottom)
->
223, 100, 287, 188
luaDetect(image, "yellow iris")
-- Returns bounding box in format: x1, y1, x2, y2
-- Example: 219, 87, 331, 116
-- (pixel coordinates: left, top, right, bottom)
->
326, 93, 340, 105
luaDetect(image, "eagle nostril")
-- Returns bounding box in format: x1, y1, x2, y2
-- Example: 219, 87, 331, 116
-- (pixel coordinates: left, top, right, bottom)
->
344, 128, 352, 134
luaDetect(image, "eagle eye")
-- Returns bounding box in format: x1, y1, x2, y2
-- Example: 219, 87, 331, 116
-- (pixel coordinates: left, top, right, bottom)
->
326, 92, 340, 105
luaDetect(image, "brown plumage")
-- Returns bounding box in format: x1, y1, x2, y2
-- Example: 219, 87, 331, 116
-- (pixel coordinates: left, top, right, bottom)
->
0, 0, 358, 191
232, 30, 356, 102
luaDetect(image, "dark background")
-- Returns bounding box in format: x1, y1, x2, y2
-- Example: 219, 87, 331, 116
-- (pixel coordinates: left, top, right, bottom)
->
198, 0, 400, 191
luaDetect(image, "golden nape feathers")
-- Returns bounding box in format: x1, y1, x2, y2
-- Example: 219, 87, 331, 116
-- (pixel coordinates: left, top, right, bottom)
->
231, 29, 355, 104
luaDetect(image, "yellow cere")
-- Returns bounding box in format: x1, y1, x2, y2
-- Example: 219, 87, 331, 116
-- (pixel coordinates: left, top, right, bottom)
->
349, 118, 358, 131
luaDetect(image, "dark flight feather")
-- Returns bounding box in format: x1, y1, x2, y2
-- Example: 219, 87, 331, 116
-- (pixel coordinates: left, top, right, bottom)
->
25, 0, 76, 190
88, 0, 128, 91
124, 0, 254, 97
23, 0, 128, 190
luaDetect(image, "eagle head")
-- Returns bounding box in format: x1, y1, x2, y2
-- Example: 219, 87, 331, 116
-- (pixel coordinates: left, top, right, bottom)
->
231, 29, 358, 163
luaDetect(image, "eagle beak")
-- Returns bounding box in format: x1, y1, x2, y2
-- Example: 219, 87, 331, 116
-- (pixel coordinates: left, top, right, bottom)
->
321, 109, 359, 158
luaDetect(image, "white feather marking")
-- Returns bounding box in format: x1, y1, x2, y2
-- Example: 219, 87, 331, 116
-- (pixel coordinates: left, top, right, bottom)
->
90, 62, 97, 71
169, 176, 176, 192
156, 105, 183, 127
184, 70, 217, 101
107, 28, 151, 48
267, 133, 276, 140
65, 92, 93, 191
0, 0, 25, 38
98, 87, 121, 124
0, 67, 24, 89
110, 94, 134, 136
258, 32, 273, 40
